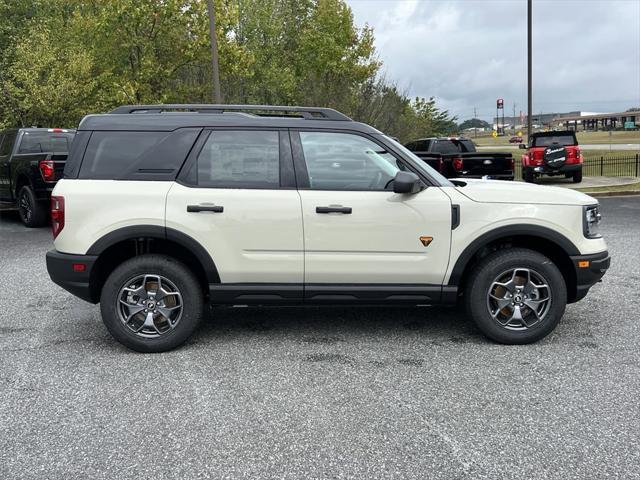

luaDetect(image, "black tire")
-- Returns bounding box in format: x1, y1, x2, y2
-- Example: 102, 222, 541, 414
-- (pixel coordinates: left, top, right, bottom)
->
523, 167, 535, 183
100, 254, 203, 352
17, 185, 48, 227
464, 248, 567, 344
572, 169, 583, 183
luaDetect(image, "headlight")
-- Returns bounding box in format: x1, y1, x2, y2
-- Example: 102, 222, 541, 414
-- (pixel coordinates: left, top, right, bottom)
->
583, 205, 602, 239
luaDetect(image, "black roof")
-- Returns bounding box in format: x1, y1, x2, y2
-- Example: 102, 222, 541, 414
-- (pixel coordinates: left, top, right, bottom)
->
78, 104, 381, 134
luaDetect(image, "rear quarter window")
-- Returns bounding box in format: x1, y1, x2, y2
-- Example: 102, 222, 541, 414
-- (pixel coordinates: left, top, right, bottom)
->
78, 129, 201, 180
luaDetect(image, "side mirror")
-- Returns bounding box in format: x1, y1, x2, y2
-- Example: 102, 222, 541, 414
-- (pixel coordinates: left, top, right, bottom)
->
393, 171, 422, 194
518, 143, 527, 149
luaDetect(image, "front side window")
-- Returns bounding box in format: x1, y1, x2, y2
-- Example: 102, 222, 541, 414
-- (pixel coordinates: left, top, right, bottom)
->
299, 131, 401, 191
193, 130, 280, 188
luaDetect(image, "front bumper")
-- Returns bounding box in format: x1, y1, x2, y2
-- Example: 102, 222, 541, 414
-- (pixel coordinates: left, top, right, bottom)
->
569, 250, 610, 303
46, 250, 98, 303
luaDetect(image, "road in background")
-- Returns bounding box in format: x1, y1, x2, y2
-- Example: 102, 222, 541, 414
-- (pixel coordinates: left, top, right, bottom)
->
1, 197, 639, 479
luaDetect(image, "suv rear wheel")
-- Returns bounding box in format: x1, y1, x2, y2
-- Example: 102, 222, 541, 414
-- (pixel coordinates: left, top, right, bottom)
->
17, 185, 48, 227
100, 254, 203, 352
572, 169, 583, 183
523, 167, 535, 183
464, 248, 567, 344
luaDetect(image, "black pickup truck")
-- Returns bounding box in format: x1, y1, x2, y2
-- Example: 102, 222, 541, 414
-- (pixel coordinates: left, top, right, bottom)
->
405, 137, 514, 180
0, 128, 75, 226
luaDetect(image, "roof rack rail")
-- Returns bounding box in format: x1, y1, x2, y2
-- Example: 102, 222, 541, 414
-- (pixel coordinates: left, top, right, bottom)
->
109, 104, 352, 121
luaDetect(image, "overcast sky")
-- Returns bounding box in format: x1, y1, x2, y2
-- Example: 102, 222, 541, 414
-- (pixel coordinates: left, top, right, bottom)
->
346, 0, 640, 122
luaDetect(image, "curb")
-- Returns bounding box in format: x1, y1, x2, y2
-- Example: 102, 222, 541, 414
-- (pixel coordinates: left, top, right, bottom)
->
585, 191, 640, 198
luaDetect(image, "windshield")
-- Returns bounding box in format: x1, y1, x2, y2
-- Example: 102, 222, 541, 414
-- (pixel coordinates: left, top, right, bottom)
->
532, 134, 576, 147
382, 135, 454, 186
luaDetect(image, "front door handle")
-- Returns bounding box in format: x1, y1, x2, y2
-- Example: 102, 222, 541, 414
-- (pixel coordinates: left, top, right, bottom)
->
187, 204, 224, 213
316, 205, 352, 214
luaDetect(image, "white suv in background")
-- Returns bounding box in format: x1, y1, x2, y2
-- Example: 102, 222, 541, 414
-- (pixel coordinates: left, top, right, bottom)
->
46, 105, 610, 352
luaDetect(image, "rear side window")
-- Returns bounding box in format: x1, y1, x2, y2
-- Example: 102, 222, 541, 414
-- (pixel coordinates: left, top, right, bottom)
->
191, 130, 280, 188
18, 132, 74, 154
0, 132, 16, 156
416, 140, 431, 151
79, 129, 200, 180
459, 140, 476, 152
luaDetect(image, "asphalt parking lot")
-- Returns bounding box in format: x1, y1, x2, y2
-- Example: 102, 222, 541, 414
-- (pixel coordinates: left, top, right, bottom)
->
1, 196, 639, 480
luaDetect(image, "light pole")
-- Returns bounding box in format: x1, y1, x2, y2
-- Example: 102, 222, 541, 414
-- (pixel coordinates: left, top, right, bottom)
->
207, 0, 222, 103
527, 0, 532, 139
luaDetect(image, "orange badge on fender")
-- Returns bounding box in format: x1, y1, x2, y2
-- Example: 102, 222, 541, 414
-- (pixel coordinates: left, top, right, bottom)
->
420, 236, 433, 247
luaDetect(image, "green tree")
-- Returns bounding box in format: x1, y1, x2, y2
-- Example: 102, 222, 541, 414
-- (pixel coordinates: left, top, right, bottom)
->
458, 118, 491, 130
0, 0, 455, 139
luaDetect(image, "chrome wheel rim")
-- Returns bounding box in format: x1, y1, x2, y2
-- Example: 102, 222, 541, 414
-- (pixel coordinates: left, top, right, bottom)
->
117, 274, 183, 338
486, 268, 551, 331
19, 191, 32, 223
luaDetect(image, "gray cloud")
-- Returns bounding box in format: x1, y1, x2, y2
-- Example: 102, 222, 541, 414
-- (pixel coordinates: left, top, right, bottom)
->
347, 0, 640, 121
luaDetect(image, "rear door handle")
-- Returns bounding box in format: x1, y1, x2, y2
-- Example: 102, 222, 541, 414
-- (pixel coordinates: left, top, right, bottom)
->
187, 204, 224, 213
316, 205, 352, 214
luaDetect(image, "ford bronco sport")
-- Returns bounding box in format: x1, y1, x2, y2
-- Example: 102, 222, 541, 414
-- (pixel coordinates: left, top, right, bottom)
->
521, 130, 583, 183
46, 105, 609, 352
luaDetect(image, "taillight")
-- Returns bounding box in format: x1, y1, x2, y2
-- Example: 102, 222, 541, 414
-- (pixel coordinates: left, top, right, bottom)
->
51, 196, 65, 239
453, 157, 463, 171
575, 148, 582, 163
532, 150, 544, 164
39, 160, 55, 182
438, 158, 444, 173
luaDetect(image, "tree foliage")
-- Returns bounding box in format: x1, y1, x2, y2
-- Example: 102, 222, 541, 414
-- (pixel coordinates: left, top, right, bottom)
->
458, 118, 491, 130
0, 0, 455, 142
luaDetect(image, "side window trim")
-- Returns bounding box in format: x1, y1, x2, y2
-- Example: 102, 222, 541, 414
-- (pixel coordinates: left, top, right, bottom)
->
289, 130, 310, 189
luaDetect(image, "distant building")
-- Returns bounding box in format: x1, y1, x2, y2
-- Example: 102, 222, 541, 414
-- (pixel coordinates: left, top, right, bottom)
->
494, 111, 588, 130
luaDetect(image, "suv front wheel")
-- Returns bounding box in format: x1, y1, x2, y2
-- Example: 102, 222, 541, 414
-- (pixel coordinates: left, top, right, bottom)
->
464, 248, 567, 344
100, 254, 203, 352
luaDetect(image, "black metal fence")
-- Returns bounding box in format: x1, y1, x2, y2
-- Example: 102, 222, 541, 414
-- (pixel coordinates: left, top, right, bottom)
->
582, 152, 639, 177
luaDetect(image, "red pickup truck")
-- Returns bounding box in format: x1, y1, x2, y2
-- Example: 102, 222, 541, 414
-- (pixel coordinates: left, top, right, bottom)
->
521, 131, 582, 183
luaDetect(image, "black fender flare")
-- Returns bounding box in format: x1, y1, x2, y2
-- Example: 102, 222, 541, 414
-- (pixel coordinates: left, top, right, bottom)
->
447, 224, 580, 286
86, 225, 220, 283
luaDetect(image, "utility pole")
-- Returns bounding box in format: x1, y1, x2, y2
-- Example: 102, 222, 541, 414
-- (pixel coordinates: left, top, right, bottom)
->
527, 0, 532, 140
474, 107, 477, 138
513, 103, 516, 133
207, 0, 222, 103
